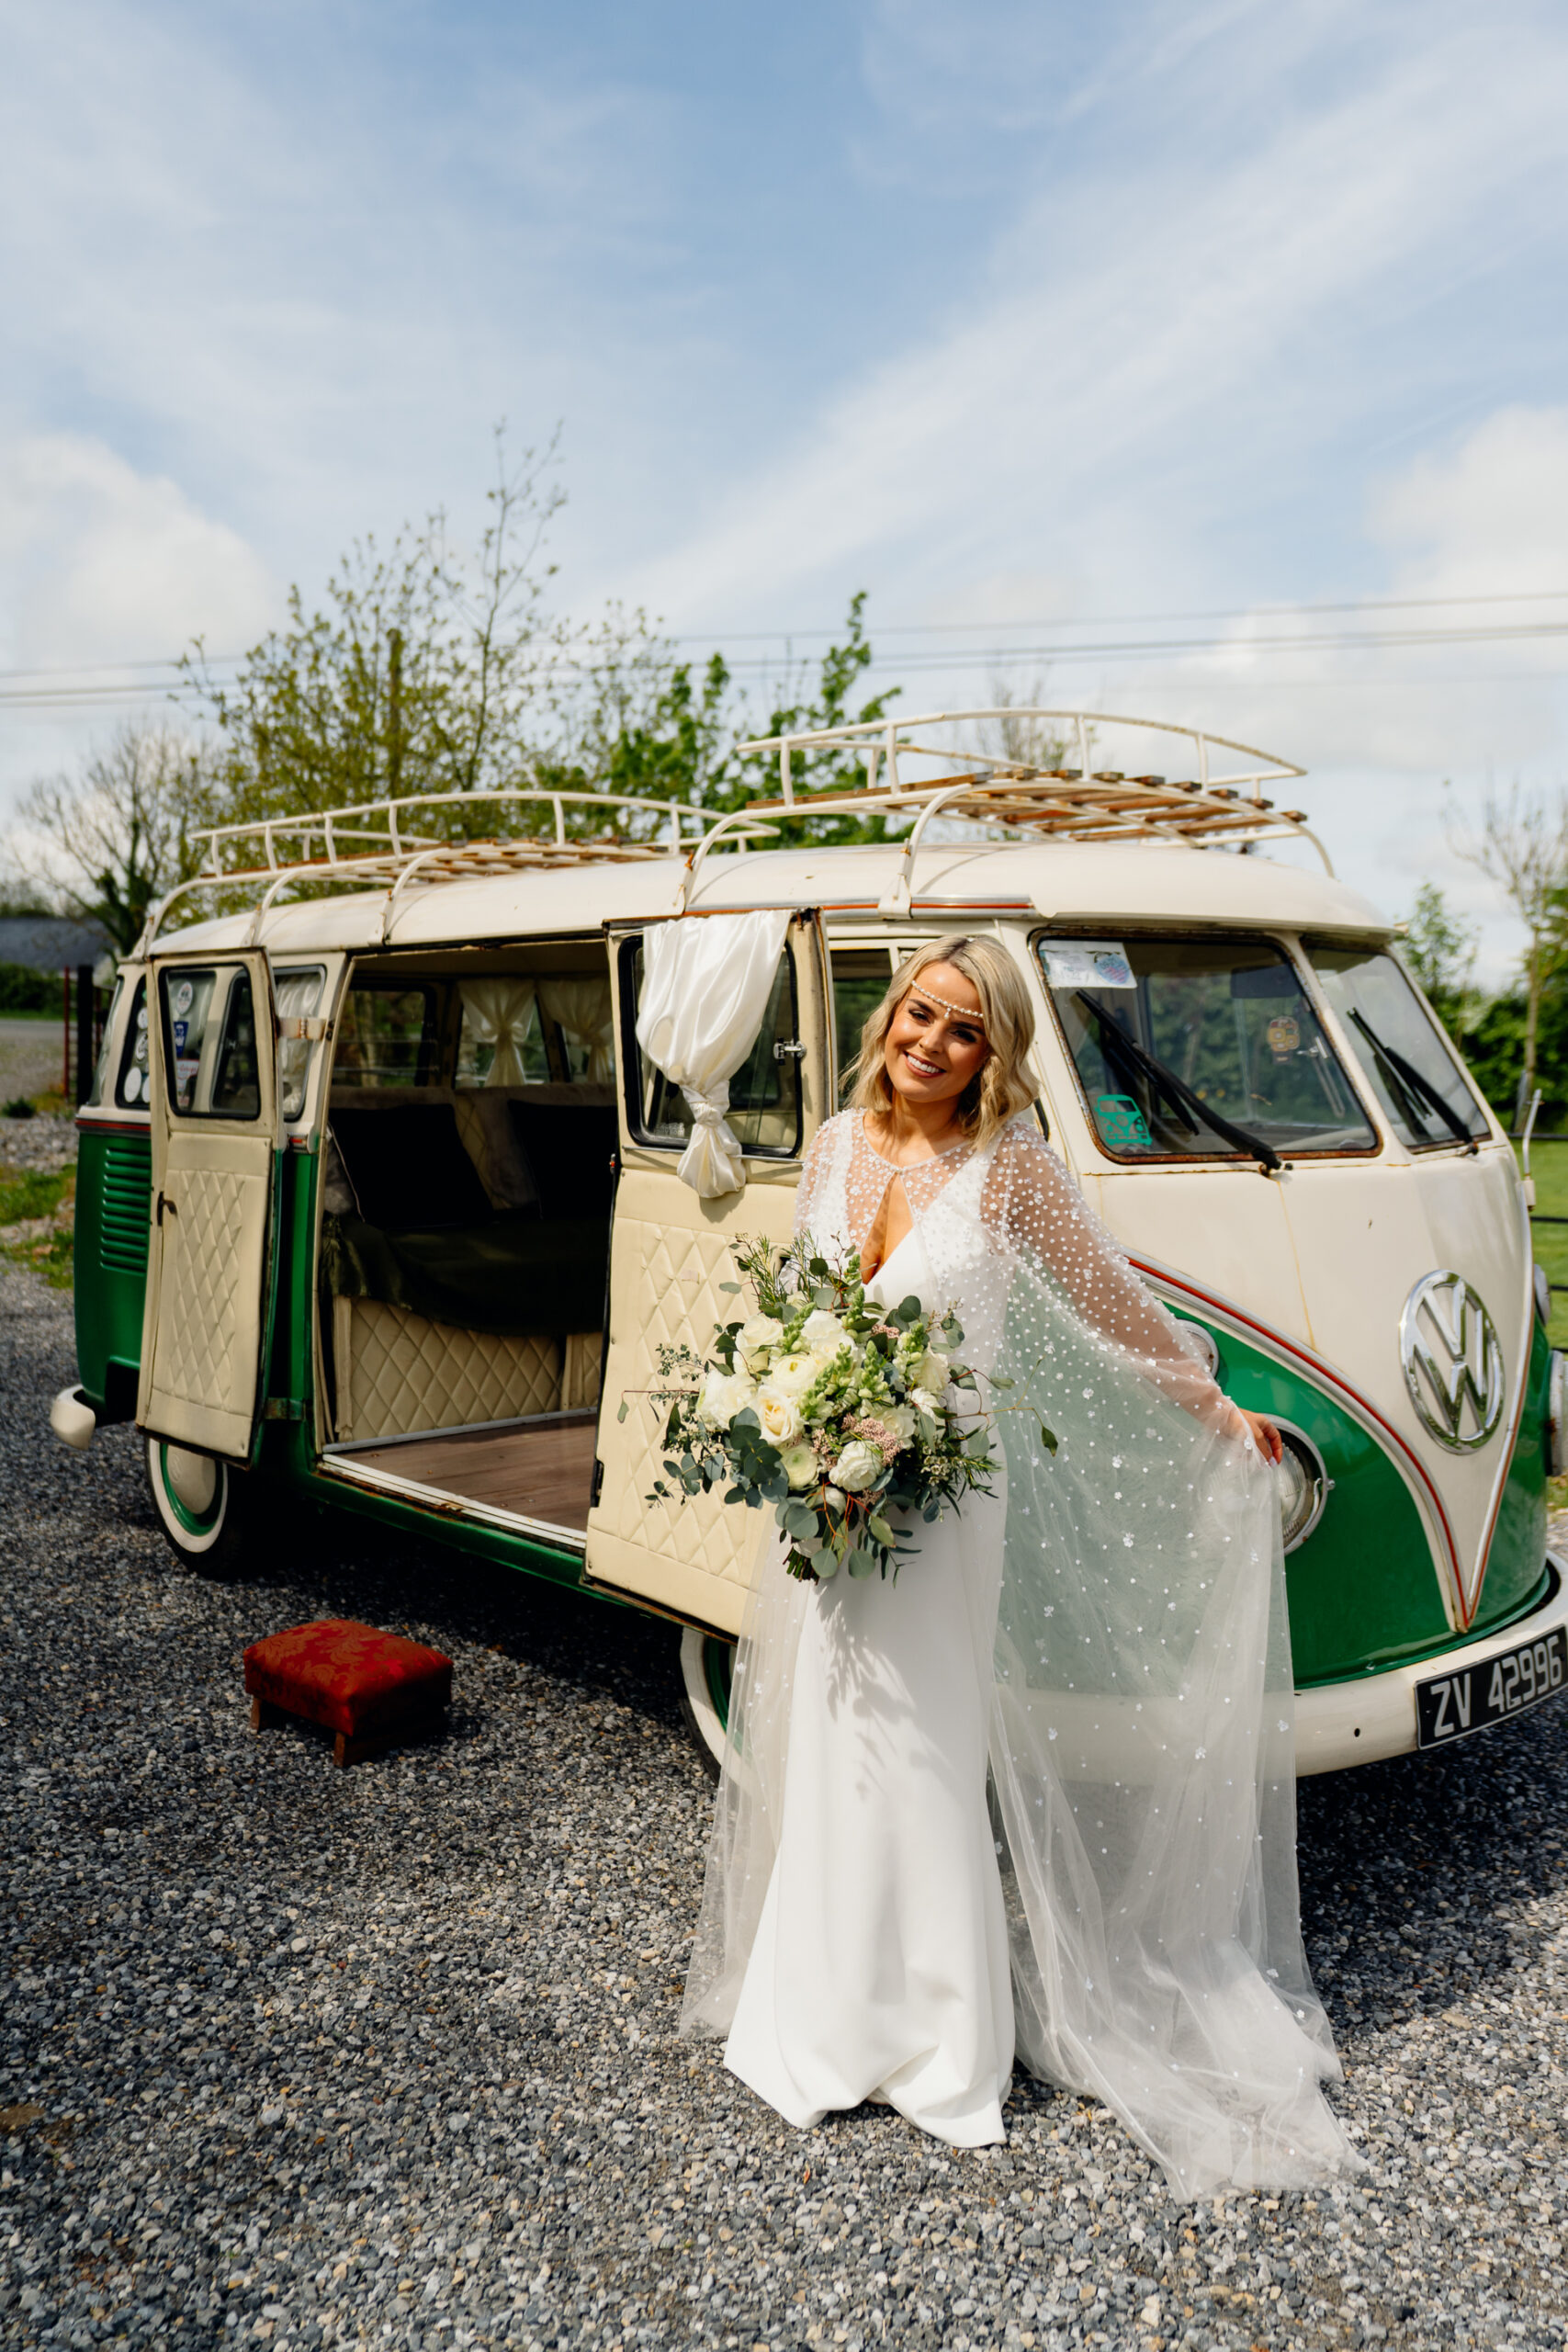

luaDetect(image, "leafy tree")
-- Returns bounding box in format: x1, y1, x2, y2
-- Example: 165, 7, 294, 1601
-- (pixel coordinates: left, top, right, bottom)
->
2, 722, 217, 953
1450, 783, 1568, 1118
570, 593, 903, 846
1401, 881, 1480, 1039
182, 430, 666, 846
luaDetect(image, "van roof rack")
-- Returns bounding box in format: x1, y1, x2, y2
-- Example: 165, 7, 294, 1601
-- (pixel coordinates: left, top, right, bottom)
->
673, 708, 1325, 910
137, 786, 761, 952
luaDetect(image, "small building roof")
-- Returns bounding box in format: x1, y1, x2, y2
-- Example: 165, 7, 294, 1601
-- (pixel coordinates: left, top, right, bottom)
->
0, 914, 114, 973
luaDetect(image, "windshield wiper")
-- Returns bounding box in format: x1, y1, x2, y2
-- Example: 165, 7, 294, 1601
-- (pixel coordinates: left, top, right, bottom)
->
1347, 1008, 1478, 1151
1074, 992, 1283, 1171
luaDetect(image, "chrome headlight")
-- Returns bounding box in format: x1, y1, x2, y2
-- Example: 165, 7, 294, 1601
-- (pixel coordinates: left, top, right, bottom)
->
1273, 1422, 1331, 1553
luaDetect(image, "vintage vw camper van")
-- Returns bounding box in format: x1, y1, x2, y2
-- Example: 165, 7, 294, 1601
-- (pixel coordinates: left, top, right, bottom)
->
52, 714, 1568, 1776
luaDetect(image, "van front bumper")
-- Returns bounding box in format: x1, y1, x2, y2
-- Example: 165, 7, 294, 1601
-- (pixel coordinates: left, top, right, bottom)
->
1294, 1554, 1568, 1775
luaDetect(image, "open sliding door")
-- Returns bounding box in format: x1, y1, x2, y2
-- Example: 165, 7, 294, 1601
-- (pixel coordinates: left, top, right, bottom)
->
584, 911, 831, 1634
137, 950, 284, 1464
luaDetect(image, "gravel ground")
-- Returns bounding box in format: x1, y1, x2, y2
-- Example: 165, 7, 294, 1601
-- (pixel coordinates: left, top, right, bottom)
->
4, 1262, 1568, 2352
0, 1110, 78, 1173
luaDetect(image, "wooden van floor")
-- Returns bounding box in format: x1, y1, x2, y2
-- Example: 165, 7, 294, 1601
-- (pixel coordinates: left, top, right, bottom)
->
343, 1417, 597, 1531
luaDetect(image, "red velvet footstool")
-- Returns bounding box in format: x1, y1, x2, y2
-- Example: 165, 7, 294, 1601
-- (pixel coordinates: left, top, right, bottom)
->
243, 1618, 453, 1766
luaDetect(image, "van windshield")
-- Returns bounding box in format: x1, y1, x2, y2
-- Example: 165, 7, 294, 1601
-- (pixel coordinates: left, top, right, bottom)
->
1306, 944, 1490, 1148
1039, 933, 1376, 1160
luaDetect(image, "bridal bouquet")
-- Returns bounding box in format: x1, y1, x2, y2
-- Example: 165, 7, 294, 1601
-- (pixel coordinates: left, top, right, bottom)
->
634, 1236, 997, 1583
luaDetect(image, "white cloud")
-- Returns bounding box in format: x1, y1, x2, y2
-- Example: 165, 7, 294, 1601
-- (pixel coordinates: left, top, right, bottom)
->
1372, 406, 1568, 602
0, 433, 276, 670
620, 7, 1568, 630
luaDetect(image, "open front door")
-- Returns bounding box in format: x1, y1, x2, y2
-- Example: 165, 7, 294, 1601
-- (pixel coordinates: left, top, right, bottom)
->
137, 950, 283, 1464
584, 911, 832, 1634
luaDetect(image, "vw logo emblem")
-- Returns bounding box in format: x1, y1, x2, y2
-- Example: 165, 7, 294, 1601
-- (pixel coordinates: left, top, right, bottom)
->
1400, 1271, 1506, 1452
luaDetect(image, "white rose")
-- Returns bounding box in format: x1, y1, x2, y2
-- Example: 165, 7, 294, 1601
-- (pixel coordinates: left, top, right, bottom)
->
831, 1439, 884, 1493
913, 1350, 950, 1393
754, 1385, 806, 1447
696, 1368, 756, 1428
909, 1386, 942, 1419
880, 1404, 917, 1448
766, 1350, 819, 1396
780, 1442, 818, 1490
801, 1308, 848, 1356
822, 1485, 845, 1511
738, 1313, 784, 1372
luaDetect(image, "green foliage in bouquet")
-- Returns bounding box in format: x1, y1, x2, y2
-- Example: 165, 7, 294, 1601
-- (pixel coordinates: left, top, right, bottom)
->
632, 1235, 998, 1583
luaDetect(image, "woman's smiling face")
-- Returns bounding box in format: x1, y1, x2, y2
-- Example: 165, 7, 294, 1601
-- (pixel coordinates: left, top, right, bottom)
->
881, 962, 989, 1113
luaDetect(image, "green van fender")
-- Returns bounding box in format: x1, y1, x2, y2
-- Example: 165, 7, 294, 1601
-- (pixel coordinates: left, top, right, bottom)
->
1134, 1257, 1551, 1687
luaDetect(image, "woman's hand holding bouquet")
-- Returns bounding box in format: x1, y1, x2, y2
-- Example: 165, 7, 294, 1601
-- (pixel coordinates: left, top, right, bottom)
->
633, 1236, 997, 1583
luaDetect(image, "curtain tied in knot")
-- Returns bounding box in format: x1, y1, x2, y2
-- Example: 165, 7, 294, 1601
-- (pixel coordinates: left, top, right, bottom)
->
635, 910, 793, 1197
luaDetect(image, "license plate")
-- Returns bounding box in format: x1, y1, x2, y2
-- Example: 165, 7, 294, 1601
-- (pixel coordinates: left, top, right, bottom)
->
1416, 1626, 1568, 1747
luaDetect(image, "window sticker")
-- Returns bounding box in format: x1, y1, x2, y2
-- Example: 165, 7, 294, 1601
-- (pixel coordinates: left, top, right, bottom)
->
1266, 1013, 1301, 1059
1042, 939, 1136, 990
172, 979, 194, 1018
1094, 1092, 1154, 1149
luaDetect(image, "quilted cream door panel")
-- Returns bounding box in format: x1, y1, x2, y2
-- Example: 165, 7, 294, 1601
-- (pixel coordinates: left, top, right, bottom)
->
140, 1129, 277, 1456
585, 1164, 798, 1634
585, 907, 831, 1634
138, 950, 281, 1462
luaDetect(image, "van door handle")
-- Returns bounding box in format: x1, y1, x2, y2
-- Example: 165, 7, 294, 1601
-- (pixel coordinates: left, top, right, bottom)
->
773, 1039, 806, 1062
156, 1193, 178, 1225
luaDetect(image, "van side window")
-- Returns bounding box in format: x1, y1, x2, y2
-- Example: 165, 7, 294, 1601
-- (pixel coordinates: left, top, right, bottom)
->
210, 975, 262, 1116
275, 966, 327, 1121
86, 975, 124, 1108
618, 936, 802, 1158
157, 966, 263, 1121
333, 986, 436, 1087
160, 968, 220, 1114
831, 949, 896, 1104
114, 979, 151, 1110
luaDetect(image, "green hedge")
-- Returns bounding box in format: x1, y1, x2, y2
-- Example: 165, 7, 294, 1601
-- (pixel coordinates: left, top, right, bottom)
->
0, 962, 59, 1013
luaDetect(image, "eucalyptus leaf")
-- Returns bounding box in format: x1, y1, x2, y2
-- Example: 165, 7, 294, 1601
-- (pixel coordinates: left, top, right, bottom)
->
1037, 1420, 1059, 1454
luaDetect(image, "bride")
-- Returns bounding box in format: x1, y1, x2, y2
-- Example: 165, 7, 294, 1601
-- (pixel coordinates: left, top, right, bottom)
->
680, 935, 1357, 2196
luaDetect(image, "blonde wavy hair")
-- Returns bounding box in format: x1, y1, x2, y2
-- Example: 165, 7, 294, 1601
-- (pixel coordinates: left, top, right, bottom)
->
847, 933, 1040, 1148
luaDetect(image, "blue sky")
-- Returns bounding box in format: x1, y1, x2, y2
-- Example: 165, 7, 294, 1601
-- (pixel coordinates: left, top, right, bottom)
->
4, 0, 1568, 974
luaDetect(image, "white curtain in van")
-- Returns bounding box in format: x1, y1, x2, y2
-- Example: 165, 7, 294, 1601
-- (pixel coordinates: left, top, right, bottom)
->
461, 979, 536, 1087
539, 976, 615, 1085
636, 910, 792, 1196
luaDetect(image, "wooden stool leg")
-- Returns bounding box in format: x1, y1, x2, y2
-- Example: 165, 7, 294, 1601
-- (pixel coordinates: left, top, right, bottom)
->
250, 1695, 284, 1732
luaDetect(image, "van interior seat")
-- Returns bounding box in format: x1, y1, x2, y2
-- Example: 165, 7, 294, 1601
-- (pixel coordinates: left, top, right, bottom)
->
321, 1083, 616, 1445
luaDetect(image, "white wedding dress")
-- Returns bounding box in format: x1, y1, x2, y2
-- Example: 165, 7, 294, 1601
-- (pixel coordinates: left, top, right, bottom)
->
682, 1111, 1358, 2195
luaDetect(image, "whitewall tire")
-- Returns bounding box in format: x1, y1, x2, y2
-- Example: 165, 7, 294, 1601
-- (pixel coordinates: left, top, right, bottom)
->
144, 1437, 251, 1574
678, 1627, 736, 1781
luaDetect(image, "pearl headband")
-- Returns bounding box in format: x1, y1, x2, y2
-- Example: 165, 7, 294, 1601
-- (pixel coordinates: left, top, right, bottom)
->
907, 981, 987, 1030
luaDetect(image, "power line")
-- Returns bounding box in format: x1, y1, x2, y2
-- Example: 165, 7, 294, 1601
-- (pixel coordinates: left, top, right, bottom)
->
667, 586, 1568, 645
6, 593, 1568, 710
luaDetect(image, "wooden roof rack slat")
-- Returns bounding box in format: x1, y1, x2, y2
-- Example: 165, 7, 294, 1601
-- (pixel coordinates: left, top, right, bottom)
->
672, 707, 1328, 910
136, 786, 765, 953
